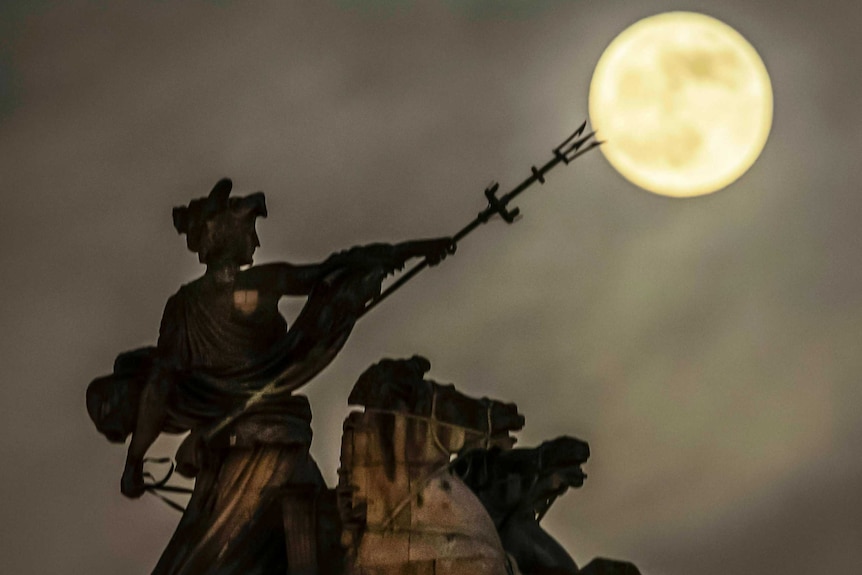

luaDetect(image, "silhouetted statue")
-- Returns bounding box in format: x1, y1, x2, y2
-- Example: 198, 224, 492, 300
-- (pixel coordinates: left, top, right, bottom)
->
453, 434, 641, 575
454, 438, 589, 574
85, 121, 643, 575
337, 356, 524, 575
336, 356, 641, 575
87, 179, 453, 575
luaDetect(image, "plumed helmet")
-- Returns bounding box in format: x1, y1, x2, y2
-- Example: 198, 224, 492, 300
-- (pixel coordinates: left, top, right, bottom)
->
172, 178, 267, 263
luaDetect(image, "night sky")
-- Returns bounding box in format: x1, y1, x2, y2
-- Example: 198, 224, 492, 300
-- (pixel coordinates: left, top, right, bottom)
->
2, 1, 861, 573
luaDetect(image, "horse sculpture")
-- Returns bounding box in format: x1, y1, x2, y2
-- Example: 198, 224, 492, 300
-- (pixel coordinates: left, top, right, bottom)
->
337, 356, 525, 575
91, 351, 642, 574
453, 437, 590, 574
453, 440, 640, 575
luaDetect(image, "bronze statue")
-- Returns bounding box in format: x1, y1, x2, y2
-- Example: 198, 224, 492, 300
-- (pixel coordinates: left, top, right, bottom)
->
86, 130, 643, 574
87, 179, 453, 574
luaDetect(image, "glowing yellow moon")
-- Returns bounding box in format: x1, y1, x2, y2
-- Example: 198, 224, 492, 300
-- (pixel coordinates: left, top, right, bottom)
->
589, 12, 773, 198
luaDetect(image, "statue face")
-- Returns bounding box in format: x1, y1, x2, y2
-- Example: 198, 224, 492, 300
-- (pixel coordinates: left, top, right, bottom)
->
238, 228, 260, 266
197, 214, 260, 267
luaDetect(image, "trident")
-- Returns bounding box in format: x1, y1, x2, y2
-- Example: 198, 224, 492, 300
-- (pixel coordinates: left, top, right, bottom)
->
141, 123, 600, 510
362, 121, 601, 316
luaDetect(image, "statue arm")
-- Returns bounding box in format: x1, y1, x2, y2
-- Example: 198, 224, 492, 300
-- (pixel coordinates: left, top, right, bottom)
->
121, 362, 174, 498
120, 294, 184, 498
238, 262, 333, 296
323, 238, 455, 272
239, 258, 387, 296
391, 237, 456, 266
238, 237, 454, 296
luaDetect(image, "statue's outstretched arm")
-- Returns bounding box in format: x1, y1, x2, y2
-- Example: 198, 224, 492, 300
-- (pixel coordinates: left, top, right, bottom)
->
322, 237, 455, 273
238, 262, 333, 296
237, 237, 453, 297
391, 237, 456, 266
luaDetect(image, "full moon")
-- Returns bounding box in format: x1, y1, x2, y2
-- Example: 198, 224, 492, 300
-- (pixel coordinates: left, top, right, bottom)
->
589, 12, 773, 198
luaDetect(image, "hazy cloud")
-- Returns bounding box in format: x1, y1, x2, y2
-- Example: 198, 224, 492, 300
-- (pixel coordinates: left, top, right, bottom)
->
1, 1, 860, 573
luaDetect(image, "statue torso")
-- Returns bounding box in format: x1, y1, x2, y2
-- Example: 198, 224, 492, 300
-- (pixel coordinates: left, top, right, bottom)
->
161, 272, 288, 372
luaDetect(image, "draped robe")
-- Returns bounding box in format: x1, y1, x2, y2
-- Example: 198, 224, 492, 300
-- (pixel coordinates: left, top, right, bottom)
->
87, 263, 386, 574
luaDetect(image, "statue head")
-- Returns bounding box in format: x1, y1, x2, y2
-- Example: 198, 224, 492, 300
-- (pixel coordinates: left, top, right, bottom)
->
172, 178, 267, 266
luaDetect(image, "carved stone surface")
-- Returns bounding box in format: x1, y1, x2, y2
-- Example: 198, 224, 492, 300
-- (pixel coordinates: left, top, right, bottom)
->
338, 356, 643, 575
338, 356, 523, 575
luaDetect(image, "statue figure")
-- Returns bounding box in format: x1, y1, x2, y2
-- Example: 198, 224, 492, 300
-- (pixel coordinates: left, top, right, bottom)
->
84, 129, 641, 574
86, 179, 453, 575
337, 356, 524, 575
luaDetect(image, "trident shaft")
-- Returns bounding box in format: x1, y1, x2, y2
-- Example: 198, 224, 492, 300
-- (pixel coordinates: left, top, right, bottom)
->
362, 121, 600, 316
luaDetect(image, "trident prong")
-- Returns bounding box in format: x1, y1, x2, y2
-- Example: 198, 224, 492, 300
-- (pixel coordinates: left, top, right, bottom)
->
555, 130, 599, 164
556, 121, 588, 150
